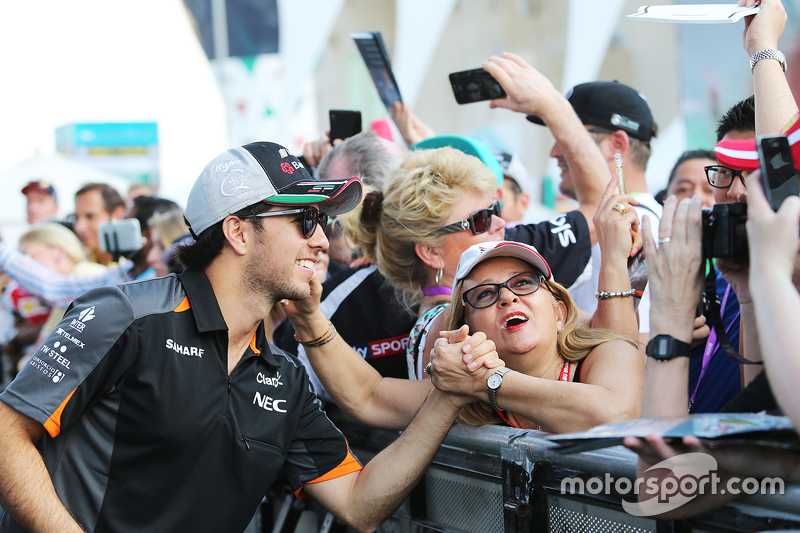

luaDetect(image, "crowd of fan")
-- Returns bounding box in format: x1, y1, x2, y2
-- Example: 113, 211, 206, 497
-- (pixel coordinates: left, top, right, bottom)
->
0, 0, 798, 522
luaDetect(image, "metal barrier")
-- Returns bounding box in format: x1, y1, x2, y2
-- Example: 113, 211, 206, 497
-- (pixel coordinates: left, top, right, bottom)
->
326, 409, 800, 533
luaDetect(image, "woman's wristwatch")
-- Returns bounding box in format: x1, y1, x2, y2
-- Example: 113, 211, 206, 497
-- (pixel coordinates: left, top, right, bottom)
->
487, 367, 512, 409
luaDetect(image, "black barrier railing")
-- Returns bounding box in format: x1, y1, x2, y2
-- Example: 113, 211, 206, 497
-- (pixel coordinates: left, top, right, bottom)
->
264, 408, 800, 532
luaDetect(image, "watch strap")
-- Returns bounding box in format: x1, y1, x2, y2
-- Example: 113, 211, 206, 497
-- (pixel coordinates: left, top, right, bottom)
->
487, 367, 511, 409
646, 334, 691, 361
750, 49, 787, 72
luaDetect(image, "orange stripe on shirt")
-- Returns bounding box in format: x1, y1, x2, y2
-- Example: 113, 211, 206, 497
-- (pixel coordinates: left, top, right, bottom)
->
43, 388, 77, 438
249, 332, 260, 354
174, 297, 190, 313
294, 447, 363, 498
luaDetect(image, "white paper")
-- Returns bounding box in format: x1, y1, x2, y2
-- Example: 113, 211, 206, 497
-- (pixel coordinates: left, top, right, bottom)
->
627, 4, 759, 24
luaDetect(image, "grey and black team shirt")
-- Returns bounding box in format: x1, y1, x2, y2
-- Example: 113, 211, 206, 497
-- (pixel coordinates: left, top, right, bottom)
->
0, 269, 361, 533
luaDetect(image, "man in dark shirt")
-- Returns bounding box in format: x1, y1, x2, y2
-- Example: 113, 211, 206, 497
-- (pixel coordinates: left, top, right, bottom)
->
0, 142, 470, 533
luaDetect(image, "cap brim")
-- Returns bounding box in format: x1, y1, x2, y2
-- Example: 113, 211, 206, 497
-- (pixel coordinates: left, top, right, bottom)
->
454, 241, 552, 292
264, 177, 363, 216
714, 139, 760, 171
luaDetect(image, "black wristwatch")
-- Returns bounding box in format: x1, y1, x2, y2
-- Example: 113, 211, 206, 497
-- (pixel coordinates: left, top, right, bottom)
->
646, 334, 691, 362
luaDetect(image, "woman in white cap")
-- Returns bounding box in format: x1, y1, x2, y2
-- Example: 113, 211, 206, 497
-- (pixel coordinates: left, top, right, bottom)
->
429, 239, 644, 433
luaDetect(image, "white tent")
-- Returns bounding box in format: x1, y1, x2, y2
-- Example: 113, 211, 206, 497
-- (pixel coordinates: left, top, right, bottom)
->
0, 154, 131, 245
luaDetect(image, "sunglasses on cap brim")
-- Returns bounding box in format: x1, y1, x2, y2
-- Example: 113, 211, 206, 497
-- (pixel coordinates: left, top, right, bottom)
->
428, 201, 501, 237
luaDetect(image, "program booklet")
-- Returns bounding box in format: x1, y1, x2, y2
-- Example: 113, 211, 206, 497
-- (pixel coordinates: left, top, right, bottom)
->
547, 413, 798, 454
627, 4, 759, 24
350, 31, 403, 112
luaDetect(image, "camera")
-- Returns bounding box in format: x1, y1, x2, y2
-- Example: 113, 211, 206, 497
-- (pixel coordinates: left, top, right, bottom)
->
701, 202, 748, 260
98, 219, 146, 254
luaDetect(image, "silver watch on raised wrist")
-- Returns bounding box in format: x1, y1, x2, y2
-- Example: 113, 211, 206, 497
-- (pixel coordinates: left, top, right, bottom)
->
487, 367, 511, 410
750, 49, 787, 72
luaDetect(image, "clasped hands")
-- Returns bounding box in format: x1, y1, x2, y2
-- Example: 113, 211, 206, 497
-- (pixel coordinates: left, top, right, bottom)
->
428, 325, 504, 406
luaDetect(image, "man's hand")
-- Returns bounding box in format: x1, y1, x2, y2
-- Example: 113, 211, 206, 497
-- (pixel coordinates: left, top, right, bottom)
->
302, 131, 343, 168
482, 52, 562, 117
429, 325, 502, 404
390, 101, 435, 147
739, 0, 787, 57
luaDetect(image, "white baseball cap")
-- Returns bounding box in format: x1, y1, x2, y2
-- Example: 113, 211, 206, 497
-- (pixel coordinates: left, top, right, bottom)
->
453, 241, 552, 291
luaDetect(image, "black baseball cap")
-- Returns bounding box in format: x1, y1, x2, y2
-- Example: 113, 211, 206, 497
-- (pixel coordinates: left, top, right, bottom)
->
527, 81, 655, 142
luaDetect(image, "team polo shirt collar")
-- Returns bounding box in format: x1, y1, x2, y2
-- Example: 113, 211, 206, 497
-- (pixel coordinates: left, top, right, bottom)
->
178, 269, 280, 367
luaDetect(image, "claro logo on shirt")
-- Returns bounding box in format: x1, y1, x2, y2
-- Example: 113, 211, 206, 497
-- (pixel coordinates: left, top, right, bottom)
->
549, 215, 577, 248
256, 371, 282, 387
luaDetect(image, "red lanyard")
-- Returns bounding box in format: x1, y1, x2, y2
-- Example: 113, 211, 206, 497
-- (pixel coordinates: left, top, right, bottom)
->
494, 361, 571, 429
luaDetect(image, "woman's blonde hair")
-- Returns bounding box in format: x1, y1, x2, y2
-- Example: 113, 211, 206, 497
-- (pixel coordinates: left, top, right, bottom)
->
148, 208, 188, 249
338, 147, 497, 309
20, 223, 87, 265
446, 266, 638, 427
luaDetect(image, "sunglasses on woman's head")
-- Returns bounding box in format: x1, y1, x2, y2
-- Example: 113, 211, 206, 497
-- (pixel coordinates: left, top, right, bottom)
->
428, 200, 501, 237
251, 206, 328, 238
462, 270, 547, 309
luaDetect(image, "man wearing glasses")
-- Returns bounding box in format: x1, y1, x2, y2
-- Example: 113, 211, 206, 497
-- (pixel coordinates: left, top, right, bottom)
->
0, 142, 473, 533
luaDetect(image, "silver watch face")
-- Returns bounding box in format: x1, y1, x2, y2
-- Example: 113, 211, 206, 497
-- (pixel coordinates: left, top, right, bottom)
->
487, 373, 503, 390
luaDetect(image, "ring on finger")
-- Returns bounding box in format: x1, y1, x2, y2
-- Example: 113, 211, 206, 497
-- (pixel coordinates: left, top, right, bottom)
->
612, 203, 628, 215
658, 237, 671, 244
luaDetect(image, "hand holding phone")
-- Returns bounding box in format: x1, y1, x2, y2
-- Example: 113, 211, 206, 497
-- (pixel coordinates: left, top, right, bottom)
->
449, 68, 507, 105
757, 134, 799, 211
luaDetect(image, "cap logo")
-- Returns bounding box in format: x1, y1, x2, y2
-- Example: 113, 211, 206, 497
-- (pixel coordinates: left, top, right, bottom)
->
215, 159, 241, 173
278, 148, 290, 158
219, 168, 252, 199
280, 162, 295, 174
323, 193, 355, 212
611, 114, 640, 132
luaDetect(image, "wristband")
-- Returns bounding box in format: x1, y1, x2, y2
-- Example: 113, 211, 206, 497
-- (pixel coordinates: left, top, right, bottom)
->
294, 321, 338, 347
595, 289, 636, 299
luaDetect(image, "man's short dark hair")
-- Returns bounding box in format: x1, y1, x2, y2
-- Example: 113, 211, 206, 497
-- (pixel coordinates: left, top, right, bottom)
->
75, 183, 125, 215
175, 202, 271, 271
716, 96, 755, 142
667, 149, 716, 186
503, 176, 523, 200
130, 196, 179, 232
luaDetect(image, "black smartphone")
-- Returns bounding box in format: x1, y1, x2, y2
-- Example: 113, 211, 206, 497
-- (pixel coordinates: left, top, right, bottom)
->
449, 68, 507, 105
329, 110, 362, 142
757, 134, 799, 211
350, 32, 403, 110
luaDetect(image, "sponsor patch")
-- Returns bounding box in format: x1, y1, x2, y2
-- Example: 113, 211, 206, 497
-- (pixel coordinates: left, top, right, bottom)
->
353, 334, 410, 359
37, 342, 71, 370
70, 306, 96, 333
166, 339, 204, 358
256, 371, 283, 387
253, 392, 287, 413
29, 356, 66, 383
55, 328, 85, 349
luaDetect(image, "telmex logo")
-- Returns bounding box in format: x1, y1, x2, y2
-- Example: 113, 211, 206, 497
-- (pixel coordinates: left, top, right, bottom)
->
219, 169, 251, 197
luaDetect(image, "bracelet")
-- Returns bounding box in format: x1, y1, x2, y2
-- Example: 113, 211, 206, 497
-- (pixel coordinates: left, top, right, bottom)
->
595, 289, 636, 299
294, 321, 338, 347
750, 49, 787, 72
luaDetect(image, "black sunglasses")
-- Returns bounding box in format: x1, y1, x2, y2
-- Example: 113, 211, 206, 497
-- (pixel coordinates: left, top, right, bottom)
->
428, 201, 501, 237
252, 206, 328, 238
704, 165, 748, 189
462, 271, 547, 309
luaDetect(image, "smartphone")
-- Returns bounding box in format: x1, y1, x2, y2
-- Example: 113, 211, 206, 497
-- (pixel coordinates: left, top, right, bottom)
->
449, 68, 507, 105
350, 32, 403, 110
98, 219, 145, 253
329, 110, 362, 142
757, 134, 799, 211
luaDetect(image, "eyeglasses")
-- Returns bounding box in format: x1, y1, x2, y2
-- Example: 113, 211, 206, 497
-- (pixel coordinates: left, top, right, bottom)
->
462, 271, 547, 309
252, 206, 328, 238
428, 201, 501, 237
704, 165, 748, 189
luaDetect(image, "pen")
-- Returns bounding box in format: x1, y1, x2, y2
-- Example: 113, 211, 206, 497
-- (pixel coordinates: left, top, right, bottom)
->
614, 153, 626, 195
